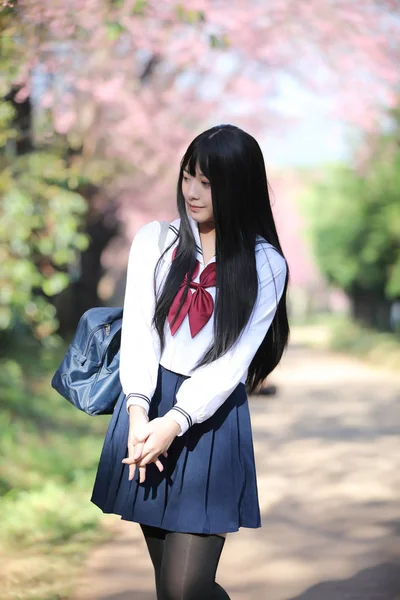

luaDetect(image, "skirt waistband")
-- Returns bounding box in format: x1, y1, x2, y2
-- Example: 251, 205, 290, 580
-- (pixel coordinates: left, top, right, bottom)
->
159, 362, 190, 379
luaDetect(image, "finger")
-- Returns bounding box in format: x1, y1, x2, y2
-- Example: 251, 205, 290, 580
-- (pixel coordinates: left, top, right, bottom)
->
123, 456, 143, 465
133, 441, 144, 461
137, 451, 153, 466
126, 441, 136, 481
154, 458, 164, 472
129, 461, 136, 481
136, 441, 156, 463
139, 465, 146, 483
122, 442, 146, 465
125, 440, 140, 463
138, 452, 158, 467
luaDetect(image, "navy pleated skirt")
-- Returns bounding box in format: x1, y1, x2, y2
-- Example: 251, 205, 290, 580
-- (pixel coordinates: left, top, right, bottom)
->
91, 365, 261, 534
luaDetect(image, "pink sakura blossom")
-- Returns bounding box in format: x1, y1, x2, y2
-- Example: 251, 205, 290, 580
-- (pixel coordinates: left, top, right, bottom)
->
40, 90, 54, 109
53, 110, 76, 134
10, 0, 400, 227
14, 85, 30, 103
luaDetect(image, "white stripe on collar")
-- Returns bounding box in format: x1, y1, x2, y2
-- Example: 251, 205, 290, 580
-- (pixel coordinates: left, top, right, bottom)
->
169, 217, 203, 256
188, 215, 204, 261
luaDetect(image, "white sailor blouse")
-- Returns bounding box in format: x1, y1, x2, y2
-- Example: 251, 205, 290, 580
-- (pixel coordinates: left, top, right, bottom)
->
119, 215, 287, 437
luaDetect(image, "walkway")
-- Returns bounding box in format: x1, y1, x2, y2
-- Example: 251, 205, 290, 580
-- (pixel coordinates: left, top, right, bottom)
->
74, 331, 400, 599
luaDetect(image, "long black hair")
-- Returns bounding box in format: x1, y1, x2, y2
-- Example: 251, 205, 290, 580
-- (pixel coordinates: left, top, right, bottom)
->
153, 124, 290, 393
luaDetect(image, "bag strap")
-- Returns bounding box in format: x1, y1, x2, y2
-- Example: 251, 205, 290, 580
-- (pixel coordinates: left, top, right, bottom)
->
158, 220, 170, 253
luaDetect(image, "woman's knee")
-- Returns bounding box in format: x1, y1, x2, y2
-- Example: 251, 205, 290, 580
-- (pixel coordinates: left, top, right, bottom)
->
159, 573, 207, 600
159, 531, 227, 600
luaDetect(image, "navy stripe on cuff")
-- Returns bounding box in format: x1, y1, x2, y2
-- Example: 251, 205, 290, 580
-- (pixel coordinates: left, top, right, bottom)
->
171, 406, 193, 428
126, 393, 151, 405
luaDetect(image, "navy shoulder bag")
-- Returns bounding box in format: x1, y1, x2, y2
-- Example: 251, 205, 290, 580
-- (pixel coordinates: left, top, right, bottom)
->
51, 221, 170, 415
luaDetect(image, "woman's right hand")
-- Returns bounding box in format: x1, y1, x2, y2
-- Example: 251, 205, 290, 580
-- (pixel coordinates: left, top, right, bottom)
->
127, 406, 167, 483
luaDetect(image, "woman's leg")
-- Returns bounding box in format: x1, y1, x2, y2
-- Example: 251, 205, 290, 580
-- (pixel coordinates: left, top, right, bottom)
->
159, 531, 231, 600
139, 523, 167, 597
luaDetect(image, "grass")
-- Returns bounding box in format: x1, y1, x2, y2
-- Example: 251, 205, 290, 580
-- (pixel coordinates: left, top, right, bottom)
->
0, 335, 114, 600
291, 313, 400, 370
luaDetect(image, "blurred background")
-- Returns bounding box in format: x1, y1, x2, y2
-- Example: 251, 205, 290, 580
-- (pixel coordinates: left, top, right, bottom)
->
0, 2, 399, 599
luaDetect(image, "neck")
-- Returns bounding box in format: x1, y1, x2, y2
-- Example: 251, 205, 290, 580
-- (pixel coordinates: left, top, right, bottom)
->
196, 219, 216, 263
198, 219, 215, 235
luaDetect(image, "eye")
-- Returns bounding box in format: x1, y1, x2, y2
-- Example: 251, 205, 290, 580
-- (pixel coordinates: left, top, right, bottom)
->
202, 181, 210, 187
183, 174, 190, 182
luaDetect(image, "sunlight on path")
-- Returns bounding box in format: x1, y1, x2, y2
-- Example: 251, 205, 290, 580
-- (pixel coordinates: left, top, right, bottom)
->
74, 333, 400, 600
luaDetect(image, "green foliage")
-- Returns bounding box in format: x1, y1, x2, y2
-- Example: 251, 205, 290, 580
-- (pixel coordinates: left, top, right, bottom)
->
0, 4, 115, 343
106, 20, 126, 40
176, 4, 206, 24
131, 0, 148, 15
209, 33, 230, 49
300, 133, 400, 301
0, 342, 109, 598
0, 101, 91, 341
0, 5, 21, 97
328, 316, 400, 367
1, 480, 101, 547
0, 101, 17, 146
293, 314, 400, 371
0, 343, 107, 519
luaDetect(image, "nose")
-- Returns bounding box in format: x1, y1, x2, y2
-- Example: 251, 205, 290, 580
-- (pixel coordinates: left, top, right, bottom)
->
188, 179, 200, 200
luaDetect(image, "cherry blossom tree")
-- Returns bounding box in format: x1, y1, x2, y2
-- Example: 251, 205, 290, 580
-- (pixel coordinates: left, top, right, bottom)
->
2, 0, 400, 336
9, 0, 400, 181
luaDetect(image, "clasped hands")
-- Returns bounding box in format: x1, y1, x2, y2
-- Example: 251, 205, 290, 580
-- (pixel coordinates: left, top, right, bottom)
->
122, 405, 181, 483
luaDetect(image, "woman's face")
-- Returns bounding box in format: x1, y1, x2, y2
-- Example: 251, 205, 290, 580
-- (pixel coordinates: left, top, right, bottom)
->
182, 162, 213, 224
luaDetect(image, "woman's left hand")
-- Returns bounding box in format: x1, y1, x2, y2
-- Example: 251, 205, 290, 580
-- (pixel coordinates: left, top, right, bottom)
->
122, 416, 181, 471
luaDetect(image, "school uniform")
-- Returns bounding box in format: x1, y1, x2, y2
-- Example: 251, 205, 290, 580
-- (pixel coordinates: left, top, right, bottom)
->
91, 215, 287, 534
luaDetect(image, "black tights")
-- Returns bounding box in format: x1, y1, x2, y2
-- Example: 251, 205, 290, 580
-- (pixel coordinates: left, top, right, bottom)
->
140, 523, 231, 600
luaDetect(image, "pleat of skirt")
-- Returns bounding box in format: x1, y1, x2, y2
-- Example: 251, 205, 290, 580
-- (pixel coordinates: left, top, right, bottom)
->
90, 365, 261, 534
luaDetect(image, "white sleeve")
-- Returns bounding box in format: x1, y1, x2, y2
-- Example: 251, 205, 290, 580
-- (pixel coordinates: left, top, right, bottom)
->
119, 220, 162, 414
164, 249, 287, 436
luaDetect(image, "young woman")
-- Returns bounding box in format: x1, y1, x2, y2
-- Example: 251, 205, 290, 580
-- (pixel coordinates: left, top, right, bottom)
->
91, 124, 290, 600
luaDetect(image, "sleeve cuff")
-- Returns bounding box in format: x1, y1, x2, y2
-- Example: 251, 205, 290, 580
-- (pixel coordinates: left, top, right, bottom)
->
126, 393, 151, 415
164, 407, 193, 436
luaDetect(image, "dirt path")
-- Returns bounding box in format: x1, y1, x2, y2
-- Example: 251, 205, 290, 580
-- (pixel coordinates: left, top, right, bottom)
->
74, 331, 400, 600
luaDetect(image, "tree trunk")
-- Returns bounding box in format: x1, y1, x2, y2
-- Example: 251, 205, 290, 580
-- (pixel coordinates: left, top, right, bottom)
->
55, 186, 119, 336
4, 86, 33, 155
350, 289, 392, 331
